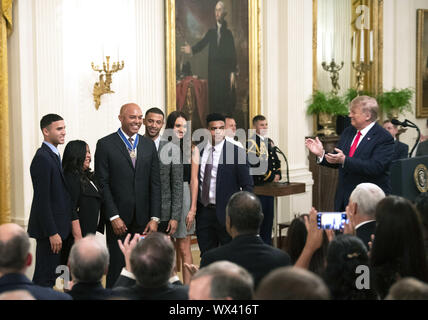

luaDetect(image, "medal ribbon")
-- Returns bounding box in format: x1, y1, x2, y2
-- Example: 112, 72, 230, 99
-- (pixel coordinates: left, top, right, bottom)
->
117, 129, 139, 153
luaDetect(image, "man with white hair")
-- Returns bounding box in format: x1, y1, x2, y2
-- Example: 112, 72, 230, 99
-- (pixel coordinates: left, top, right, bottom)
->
306, 96, 394, 211
344, 183, 385, 250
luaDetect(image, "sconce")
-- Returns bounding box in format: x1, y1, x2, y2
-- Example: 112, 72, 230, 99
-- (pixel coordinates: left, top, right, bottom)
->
352, 29, 373, 94
91, 56, 124, 110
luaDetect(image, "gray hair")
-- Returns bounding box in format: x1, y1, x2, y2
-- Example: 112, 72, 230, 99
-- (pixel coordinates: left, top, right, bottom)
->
351, 96, 379, 122
68, 234, 109, 283
349, 183, 385, 218
386, 277, 428, 300
193, 261, 254, 299
0, 227, 30, 273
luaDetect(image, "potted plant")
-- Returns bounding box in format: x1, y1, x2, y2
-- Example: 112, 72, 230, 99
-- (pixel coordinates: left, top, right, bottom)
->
307, 91, 348, 136
343, 88, 374, 105
377, 88, 413, 119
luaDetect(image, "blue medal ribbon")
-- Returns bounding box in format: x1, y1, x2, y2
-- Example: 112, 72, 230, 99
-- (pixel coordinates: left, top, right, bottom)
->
117, 129, 139, 152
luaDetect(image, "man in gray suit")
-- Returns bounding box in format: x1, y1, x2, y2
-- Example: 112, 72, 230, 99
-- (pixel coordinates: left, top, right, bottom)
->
143, 108, 183, 236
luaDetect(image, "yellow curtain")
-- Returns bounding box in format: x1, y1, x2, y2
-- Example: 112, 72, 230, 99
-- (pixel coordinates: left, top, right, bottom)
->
0, 0, 13, 225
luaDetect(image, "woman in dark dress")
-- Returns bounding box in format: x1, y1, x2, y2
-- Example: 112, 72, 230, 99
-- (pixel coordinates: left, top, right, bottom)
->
63, 140, 103, 237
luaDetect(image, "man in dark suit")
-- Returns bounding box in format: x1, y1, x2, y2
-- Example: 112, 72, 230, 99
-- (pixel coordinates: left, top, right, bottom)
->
95, 103, 161, 288
67, 235, 113, 300
0, 223, 71, 299
247, 115, 282, 245
306, 96, 395, 211
112, 232, 188, 300
199, 191, 291, 288
344, 183, 385, 250
383, 120, 409, 161
181, 1, 237, 115
27, 113, 80, 287
416, 139, 428, 156
196, 113, 253, 256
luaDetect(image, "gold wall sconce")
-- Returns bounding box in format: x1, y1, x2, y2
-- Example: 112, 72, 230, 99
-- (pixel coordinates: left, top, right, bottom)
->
91, 56, 124, 110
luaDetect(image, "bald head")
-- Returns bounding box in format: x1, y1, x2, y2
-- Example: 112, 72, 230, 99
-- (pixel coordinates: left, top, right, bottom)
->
68, 235, 109, 283
0, 223, 31, 274
118, 103, 143, 137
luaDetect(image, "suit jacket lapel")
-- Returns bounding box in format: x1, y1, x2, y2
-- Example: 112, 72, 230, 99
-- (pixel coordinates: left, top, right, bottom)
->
42, 143, 66, 181
344, 127, 357, 156
352, 123, 378, 158
112, 134, 134, 169
135, 134, 145, 171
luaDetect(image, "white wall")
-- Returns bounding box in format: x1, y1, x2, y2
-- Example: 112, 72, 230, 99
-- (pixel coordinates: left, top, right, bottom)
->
383, 0, 428, 151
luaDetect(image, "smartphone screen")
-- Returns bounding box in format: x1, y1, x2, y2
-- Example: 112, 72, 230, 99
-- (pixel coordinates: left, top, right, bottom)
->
317, 212, 347, 230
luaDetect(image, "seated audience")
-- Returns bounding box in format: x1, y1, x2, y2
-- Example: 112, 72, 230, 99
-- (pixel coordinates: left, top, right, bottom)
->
324, 234, 378, 300
344, 183, 385, 250
189, 261, 254, 300
199, 191, 291, 288
371, 196, 428, 299
67, 234, 114, 300
385, 277, 428, 300
0, 223, 71, 300
414, 192, 428, 263
0, 289, 35, 300
113, 232, 188, 300
285, 214, 328, 276
255, 266, 330, 300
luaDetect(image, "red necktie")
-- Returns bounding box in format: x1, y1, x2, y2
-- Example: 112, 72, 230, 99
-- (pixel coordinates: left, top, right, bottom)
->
349, 131, 362, 158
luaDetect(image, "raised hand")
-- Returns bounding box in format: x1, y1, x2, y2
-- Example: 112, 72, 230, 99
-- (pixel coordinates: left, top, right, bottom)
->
305, 137, 324, 157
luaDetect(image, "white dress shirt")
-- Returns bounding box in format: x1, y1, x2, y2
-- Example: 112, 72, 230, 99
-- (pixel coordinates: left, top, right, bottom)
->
199, 139, 225, 205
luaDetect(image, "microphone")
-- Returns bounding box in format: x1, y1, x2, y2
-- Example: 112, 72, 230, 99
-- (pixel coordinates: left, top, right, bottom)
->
390, 119, 420, 157
273, 146, 290, 184
391, 118, 408, 127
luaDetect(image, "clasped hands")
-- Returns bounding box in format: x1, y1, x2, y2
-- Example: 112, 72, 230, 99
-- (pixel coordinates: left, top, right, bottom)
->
305, 137, 345, 165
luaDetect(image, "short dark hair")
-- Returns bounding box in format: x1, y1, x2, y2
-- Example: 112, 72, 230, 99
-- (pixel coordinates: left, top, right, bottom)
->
226, 191, 263, 234
225, 115, 235, 120
252, 115, 266, 125
145, 107, 165, 118
130, 232, 174, 288
0, 229, 30, 273
206, 113, 225, 126
40, 114, 63, 131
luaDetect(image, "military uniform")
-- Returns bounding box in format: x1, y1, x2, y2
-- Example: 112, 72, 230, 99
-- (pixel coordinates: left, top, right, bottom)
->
246, 134, 281, 245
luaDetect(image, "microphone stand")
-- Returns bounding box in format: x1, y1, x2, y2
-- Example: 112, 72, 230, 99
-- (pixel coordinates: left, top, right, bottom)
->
404, 120, 421, 157
274, 146, 290, 185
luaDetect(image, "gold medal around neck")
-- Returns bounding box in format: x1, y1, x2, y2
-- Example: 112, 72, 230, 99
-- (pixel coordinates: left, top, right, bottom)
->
130, 150, 136, 159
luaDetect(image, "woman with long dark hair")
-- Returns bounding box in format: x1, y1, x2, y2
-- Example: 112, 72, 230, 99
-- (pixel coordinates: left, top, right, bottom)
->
63, 140, 102, 237
371, 196, 428, 299
165, 111, 199, 285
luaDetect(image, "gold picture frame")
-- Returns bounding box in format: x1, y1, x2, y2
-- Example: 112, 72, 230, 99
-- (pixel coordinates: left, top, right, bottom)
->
416, 9, 428, 118
165, 0, 261, 130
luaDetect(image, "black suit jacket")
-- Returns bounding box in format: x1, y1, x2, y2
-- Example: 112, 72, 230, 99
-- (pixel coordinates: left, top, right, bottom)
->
392, 140, 408, 161
200, 234, 291, 287
113, 283, 188, 300
356, 221, 376, 251
94, 133, 161, 227
64, 172, 103, 236
0, 273, 71, 300
28, 143, 73, 240
198, 140, 253, 225
321, 123, 394, 211
67, 282, 114, 300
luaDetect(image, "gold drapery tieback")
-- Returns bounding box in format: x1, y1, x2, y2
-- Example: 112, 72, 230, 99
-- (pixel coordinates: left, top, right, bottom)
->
0, 0, 14, 224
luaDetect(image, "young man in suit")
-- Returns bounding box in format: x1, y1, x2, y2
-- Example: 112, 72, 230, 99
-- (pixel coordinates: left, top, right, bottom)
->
383, 120, 409, 161
195, 113, 253, 256
0, 223, 71, 299
27, 114, 79, 287
344, 183, 385, 250
247, 115, 282, 245
199, 191, 291, 288
305, 96, 394, 211
95, 103, 161, 288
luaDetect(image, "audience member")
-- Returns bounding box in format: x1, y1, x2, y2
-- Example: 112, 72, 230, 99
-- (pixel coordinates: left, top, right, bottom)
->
255, 267, 330, 300
371, 196, 428, 299
67, 235, 113, 300
196, 113, 253, 255
285, 214, 328, 276
0, 223, 71, 300
189, 261, 253, 300
63, 140, 103, 238
323, 234, 377, 300
0, 290, 35, 300
383, 120, 409, 160
224, 115, 243, 148
385, 277, 428, 300
345, 183, 385, 250
113, 232, 188, 300
414, 192, 428, 263
199, 191, 290, 288
416, 139, 428, 156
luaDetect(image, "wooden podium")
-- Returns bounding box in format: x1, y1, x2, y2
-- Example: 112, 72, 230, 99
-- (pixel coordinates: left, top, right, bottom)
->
254, 182, 306, 247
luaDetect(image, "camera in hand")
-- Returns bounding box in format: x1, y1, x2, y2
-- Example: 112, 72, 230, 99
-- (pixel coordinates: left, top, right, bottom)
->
317, 212, 347, 230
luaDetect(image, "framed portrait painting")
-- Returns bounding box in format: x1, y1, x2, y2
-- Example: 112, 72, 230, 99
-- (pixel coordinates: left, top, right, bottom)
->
166, 0, 260, 131
417, 9, 428, 118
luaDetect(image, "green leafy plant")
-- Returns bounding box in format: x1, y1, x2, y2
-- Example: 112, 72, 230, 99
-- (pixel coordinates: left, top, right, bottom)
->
377, 88, 414, 115
307, 91, 348, 116
343, 88, 374, 105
